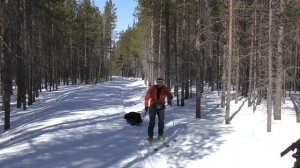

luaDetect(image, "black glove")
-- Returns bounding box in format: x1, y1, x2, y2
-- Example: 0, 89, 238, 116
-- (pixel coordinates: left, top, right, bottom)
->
167, 100, 172, 106
145, 106, 149, 112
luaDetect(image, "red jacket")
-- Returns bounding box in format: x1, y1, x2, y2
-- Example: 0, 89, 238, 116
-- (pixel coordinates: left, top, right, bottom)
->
144, 85, 173, 108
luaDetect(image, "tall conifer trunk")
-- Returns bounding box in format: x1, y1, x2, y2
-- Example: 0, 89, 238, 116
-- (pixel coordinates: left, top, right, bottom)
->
195, 0, 202, 118
267, 0, 273, 132
225, 0, 233, 124
165, 0, 171, 89
274, 0, 285, 120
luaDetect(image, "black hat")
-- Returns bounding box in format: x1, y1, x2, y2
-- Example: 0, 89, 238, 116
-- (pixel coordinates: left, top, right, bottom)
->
156, 77, 164, 81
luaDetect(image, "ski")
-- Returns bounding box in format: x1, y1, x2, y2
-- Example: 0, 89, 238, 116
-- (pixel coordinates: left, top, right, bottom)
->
159, 138, 170, 147
152, 140, 170, 151
148, 139, 159, 152
150, 143, 159, 152
148, 141, 164, 152
147, 137, 174, 152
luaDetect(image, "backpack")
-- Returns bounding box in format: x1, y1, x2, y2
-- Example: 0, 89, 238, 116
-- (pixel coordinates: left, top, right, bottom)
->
124, 112, 143, 126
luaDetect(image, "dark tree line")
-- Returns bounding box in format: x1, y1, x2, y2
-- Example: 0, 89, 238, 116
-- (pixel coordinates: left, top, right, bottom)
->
0, 0, 116, 130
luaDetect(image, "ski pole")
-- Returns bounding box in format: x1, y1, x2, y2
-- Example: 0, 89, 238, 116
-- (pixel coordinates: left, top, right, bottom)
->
143, 109, 148, 119
136, 109, 148, 136
170, 102, 177, 142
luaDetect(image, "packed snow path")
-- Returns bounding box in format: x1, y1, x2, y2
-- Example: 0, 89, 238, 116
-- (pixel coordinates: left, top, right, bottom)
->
0, 77, 298, 168
0, 77, 227, 168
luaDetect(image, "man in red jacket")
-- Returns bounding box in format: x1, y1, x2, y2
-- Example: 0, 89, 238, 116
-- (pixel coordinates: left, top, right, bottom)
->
144, 77, 173, 143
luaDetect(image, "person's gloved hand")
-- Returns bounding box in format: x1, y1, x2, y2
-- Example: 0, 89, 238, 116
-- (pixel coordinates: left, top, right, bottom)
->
145, 106, 149, 112
168, 100, 172, 106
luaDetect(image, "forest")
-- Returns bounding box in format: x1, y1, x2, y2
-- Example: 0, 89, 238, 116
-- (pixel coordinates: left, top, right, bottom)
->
113, 0, 300, 132
0, 0, 116, 130
1, 0, 300, 132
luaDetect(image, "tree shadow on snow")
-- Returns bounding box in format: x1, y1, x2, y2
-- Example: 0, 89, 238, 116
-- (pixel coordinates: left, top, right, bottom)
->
122, 90, 235, 168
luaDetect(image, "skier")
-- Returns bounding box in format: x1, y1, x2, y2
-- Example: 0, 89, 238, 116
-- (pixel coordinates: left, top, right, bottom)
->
144, 77, 173, 144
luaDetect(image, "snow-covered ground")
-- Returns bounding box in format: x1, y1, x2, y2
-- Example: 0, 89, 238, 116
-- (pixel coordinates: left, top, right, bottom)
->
0, 76, 299, 168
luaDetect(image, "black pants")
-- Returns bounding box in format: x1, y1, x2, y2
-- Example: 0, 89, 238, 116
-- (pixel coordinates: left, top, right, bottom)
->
148, 106, 165, 138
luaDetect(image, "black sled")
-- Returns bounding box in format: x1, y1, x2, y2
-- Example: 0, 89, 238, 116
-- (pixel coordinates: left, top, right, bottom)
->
124, 112, 143, 126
